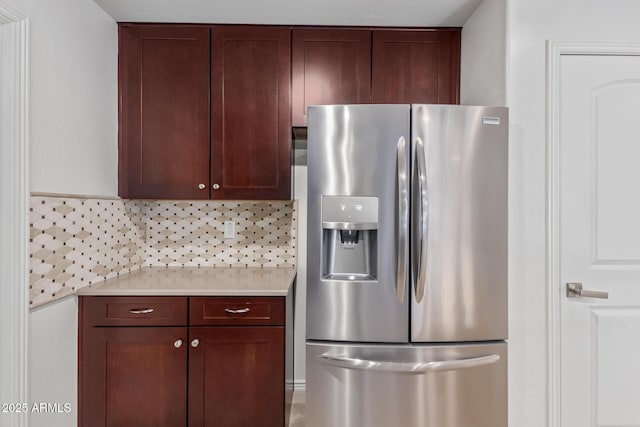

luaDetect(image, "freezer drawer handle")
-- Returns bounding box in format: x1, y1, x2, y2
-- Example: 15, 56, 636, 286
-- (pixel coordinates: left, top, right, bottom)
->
316, 353, 500, 373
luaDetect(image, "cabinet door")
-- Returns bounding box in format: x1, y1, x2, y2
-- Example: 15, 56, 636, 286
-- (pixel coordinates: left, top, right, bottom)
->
211, 26, 291, 200
291, 28, 371, 126
372, 29, 460, 104
119, 25, 210, 199
188, 326, 285, 427
80, 326, 188, 427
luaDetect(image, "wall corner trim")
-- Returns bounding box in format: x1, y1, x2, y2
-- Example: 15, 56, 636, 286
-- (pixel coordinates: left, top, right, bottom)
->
0, 3, 29, 427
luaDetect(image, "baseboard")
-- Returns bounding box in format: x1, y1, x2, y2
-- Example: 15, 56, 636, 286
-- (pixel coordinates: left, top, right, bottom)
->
293, 380, 306, 392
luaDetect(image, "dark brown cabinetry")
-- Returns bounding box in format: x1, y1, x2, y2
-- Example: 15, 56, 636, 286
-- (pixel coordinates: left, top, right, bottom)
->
118, 25, 211, 200
211, 27, 291, 200
79, 295, 288, 427
119, 24, 461, 198
292, 28, 372, 126
291, 27, 461, 126
372, 30, 460, 104
119, 25, 291, 200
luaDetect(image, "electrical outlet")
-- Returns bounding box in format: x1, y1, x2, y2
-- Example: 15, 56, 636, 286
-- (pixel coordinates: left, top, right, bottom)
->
224, 221, 236, 239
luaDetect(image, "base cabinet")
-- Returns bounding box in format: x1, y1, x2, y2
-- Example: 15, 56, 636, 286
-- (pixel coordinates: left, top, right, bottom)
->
79, 296, 289, 427
188, 327, 284, 427
81, 327, 188, 427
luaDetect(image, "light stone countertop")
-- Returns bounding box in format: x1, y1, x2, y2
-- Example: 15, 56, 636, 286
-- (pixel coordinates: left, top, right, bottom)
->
76, 266, 296, 296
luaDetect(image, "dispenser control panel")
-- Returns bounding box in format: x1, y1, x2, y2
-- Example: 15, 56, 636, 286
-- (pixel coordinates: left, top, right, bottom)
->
321, 196, 378, 230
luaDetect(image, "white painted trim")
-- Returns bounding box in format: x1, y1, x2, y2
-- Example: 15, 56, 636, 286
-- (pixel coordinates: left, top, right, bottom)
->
0, 2, 29, 427
293, 380, 306, 392
546, 41, 640, 427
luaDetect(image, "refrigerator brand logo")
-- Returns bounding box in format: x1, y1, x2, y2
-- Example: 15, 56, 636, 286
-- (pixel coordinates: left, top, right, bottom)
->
482, 116, 501, 125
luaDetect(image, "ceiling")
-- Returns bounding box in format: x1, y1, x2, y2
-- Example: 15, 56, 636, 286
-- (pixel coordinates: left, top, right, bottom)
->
93, 0, 483, 27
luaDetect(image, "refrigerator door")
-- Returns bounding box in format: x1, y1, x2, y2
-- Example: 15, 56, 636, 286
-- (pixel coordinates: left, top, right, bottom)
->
306, 341, 507, 427
411, 105, 508, 342
307, 104, 410, 342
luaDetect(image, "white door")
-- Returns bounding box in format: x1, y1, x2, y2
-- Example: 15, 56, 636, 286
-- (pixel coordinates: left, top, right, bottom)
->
560, 53, 640, 426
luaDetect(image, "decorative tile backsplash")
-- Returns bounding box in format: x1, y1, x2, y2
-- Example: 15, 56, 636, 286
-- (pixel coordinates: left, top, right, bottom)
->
145, 201, 296, 267
29, 195, 297, 308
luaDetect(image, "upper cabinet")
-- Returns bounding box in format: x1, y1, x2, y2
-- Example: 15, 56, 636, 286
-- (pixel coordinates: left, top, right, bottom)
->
291, 27, 461, 127
292, 28, 372, 127
372, 30, 460, 104
119, 25, 460, 198
118, 25, 211, 199
211, 26, 291, 200
119, 24, 291, 200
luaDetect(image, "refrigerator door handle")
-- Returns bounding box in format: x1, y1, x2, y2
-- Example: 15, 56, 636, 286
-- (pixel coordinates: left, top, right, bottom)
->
396, 136, 409, 303
316, 353, 500, 373
415, 137, 428, 303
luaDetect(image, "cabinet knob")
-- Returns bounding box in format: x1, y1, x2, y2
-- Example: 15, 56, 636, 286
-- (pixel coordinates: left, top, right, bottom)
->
191, 339, 200, 348
198, 183, 206, 190
212, 183, 220, 190
174, 339, 183, 349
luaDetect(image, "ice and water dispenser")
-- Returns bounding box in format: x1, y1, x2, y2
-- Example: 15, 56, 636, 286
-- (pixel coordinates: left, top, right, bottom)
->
321, 196, 378, 281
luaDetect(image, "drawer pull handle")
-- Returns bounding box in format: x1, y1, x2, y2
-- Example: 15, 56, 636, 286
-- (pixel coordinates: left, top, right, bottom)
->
191, 339, 200, 348
224, 308, 250, 315
174, 339, 183, 349
129, 308, 154, 314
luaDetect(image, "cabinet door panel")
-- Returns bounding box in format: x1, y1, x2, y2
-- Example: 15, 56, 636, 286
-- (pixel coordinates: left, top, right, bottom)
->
372, 30, 460, 105
211, 26, 291, 200
188, 326, 284, 427
80, 326, 188, 427
119, 25, 210, 199
292, 28, 371, 126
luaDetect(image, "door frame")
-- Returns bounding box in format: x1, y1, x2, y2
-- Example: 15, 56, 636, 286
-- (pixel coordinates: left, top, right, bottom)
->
546, 41, 640, 427
0, 2, 29, 426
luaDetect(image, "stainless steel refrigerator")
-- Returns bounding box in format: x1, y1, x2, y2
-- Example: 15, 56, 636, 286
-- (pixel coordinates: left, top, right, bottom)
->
306, 104, 508, 427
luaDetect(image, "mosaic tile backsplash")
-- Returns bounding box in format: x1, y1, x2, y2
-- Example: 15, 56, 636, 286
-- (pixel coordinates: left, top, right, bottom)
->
29, 195, 297, 308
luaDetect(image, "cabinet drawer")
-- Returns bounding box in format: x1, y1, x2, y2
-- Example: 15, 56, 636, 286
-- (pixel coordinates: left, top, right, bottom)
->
190, 296, 285, 326
82, 296, 188, 326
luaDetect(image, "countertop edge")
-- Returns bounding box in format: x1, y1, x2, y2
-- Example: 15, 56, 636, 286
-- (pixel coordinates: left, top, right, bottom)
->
75, 266, 297, 297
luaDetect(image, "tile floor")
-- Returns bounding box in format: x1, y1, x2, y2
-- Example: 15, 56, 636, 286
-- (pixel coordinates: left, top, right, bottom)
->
288, 391, 305, 427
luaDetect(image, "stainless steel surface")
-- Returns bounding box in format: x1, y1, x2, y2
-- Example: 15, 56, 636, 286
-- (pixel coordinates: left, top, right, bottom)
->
321, 196, 379, 229
128, 308, 154, 314
212, 183, 220, 190
566, 282, 609, 299
414, 136, 428, 304
396, 137, 409, 304
198, 183, 206, 190
307, 105, 410, 343
307, 341, 507, 427
191, 338, 200, 348
411, 105, 508, 342
316, 353, 500, 373
306, 104, 508, 427
174, 339, 183, 349
224, 307, 251, 314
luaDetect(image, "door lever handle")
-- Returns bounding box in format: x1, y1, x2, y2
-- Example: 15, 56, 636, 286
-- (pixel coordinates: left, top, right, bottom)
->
566, 282, 608, 299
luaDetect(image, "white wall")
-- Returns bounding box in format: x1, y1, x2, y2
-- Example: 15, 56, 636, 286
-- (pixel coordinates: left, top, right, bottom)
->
28, 298, 78, 427
19, 0, 118, 196
7, 0, 117, 425
460, 0, 507, 106
507, 0, 640, 426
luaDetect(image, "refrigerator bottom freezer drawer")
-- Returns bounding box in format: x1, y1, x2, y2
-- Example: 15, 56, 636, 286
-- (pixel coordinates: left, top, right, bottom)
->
306, 341, 507, 427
